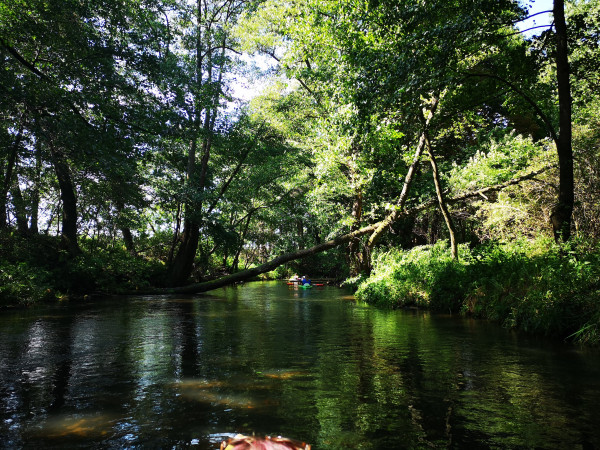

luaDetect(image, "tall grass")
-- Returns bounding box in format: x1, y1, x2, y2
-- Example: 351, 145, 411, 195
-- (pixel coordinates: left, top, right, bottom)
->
355, 237, 600, 345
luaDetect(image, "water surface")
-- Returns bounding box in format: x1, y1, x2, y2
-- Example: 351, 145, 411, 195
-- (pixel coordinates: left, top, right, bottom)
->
1, 281, 599, 448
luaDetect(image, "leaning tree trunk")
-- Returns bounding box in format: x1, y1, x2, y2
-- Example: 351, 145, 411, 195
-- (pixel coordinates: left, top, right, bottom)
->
551, 0, 574, 242
424, 131, 458, 259
129, 166, 551, 296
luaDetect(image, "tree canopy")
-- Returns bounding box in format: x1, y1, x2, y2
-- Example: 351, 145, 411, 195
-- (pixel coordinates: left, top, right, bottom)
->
1, 0, 599, 299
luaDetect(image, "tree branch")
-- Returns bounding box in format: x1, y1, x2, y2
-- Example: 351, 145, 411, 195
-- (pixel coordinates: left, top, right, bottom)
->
502, 24, 554, 37
464, 71, 559, 145
1, 39, 50, 80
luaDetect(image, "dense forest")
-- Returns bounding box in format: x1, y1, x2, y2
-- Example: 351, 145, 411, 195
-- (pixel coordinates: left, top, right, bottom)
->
1, 0, 600, 342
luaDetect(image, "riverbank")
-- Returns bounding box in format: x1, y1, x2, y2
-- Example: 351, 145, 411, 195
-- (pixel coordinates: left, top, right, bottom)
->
0, 232, 165, 308
4, 230, 600, 346
353, 237, 600, 345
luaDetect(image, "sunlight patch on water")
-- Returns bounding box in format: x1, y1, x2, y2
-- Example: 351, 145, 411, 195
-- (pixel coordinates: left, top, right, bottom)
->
258, 370, 309, 380
36, 413, 116, 438
171, 378, 280, 410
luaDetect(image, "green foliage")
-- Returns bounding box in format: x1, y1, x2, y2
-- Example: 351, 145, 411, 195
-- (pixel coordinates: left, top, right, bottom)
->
0, 232, 58, 307
290, 248, 349, 280
444, 132, 556, 241
356, 240, 466, 309
0, 231, 167, 307
356, 237, 600, 345
446, 133, 551, 192
53, 243, 167, 294
0, 261, 55, 307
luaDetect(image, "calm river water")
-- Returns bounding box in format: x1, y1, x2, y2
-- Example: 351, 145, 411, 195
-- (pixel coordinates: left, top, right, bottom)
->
1, 281, 599, 449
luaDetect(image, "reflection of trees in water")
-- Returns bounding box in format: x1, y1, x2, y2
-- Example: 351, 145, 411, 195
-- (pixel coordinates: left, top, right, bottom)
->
47, 319, 74, 414
2, 288, 600, 448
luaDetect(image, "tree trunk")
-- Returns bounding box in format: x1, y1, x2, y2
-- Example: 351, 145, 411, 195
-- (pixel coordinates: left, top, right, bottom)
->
297, 219, 304, 248
121, 227, 136, 254
424, 131, 458, 259
1, 124, 23, 228
349, 189, 370, 276
49, 144, 81, 256
10, 181, 28, 235
232, 212, 253, 272
116, 202, 136, 254
168, 0, 206, 285
551, 0, 574, 242
168, 203, 182, 265
30, 140, 42, 234
169, 220, 201, 285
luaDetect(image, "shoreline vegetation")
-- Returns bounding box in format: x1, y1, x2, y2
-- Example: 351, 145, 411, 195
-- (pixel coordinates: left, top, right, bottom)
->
2, 231, 600, 346
351, 237, 600, 346
2, 2, 600, 347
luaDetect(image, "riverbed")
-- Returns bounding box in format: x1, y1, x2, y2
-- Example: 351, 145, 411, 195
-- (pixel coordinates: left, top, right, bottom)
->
1, 281, 599, 448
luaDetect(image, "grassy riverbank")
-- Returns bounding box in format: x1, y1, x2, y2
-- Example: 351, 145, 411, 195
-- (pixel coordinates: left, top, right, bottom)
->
354, 237, 600, 345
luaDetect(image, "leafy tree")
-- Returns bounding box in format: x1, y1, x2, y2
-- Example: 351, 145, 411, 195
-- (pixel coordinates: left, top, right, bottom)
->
166, 0, 252, 285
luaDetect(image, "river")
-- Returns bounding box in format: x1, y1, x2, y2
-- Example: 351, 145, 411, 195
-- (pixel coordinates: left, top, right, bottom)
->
1, 281, 599, 449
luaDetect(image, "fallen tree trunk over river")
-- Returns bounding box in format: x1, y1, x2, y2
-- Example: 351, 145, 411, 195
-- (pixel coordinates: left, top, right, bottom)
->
134, 166, 550, 295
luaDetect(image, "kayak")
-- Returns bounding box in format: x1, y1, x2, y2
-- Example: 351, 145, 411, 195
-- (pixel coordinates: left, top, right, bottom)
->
299, 284, 312, 289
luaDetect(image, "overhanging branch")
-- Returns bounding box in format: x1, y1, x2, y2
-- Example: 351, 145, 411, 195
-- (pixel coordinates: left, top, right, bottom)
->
464, 71, 559, 145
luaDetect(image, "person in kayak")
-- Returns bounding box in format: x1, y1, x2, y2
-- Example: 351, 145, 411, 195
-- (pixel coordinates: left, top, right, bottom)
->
301, 276, 311, 286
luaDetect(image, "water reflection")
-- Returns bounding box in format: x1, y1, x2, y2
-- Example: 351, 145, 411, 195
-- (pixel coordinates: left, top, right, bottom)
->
1, 282, 600, 448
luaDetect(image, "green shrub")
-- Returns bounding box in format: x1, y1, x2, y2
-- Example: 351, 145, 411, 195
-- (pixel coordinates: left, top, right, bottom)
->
0, 232, 168, 307
356, 236, 600, 344
356, 240, 467, 309
0, 261, 56, 307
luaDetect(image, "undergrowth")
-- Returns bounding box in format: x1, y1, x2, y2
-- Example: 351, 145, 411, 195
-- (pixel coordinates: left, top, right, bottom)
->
0, 232, 166, 308
355, 237, 600, 345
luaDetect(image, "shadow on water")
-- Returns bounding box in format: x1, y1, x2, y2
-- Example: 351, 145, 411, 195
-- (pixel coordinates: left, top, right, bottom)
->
1, 281, 600, 449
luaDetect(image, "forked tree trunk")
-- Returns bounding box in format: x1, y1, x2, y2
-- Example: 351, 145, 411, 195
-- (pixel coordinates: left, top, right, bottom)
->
168, 10, 230, 286
367, 97, 439, 249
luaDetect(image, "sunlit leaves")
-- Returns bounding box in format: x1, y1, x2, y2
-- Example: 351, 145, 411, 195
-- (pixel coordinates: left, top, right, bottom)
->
447, 133, 553, 192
